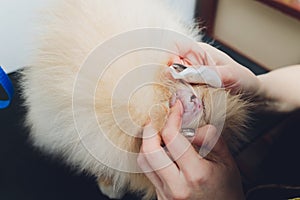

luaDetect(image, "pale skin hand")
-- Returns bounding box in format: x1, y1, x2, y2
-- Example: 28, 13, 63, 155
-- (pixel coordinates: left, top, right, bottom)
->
137, 43, 299, 199
258, 65, 300, 112
138, 101, 245, 200
198, 43, 261, 95
198, 43, 300, 112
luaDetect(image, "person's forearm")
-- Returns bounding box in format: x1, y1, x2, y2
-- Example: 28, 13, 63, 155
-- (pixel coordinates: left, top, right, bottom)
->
257, 65, 300, 112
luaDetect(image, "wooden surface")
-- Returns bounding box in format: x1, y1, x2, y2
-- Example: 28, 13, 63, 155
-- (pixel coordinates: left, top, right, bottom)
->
195, 0, 219, 36
195, 0, 300, 70
257, 0, 300, 20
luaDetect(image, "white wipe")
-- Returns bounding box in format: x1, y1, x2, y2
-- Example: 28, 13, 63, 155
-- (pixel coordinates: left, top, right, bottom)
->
169, 65, 222, 88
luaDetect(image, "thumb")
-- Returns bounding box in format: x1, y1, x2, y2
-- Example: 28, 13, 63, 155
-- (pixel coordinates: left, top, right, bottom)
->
213, 65, 239, 90
191, 125, 231, 159
210, 64, 257, 94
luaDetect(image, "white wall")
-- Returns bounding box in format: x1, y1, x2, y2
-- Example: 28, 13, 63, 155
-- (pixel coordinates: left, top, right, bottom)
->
214, 0, 300, 70
0, 0, 53, 73
0, 0, 196, 74
166, 0, 196, 24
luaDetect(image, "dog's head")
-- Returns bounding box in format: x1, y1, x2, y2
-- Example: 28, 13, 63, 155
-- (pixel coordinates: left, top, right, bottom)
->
95, 47, 249, 153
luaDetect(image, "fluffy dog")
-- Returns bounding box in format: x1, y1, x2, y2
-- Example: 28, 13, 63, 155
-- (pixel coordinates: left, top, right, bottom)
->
21, 0, 249, 199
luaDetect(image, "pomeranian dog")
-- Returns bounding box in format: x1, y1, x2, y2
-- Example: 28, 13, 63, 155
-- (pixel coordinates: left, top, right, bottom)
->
21, 0, 249, 199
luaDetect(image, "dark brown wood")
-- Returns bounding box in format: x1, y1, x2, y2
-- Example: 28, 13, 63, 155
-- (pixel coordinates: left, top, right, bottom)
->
194, 0, 219, 36
257, 0, 300, 20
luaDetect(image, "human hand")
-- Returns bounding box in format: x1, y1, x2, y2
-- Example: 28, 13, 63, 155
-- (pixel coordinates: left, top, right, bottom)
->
198, 43, 262, 96
137, 101, 245, 200
198, 43, 300, 112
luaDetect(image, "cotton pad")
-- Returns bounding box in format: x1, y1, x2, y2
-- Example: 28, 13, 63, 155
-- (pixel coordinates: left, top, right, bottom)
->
169, 64, 222, 88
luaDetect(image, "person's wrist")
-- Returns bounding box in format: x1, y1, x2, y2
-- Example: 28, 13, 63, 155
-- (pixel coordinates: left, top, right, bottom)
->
256, 74, 290, 112
256, 74, 267, 98
255, 74, 276, 111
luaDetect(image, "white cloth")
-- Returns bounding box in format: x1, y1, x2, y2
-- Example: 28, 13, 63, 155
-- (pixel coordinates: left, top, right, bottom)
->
169, 65, 222, 88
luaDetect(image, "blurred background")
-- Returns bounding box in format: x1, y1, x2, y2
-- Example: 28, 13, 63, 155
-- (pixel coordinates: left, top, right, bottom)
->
1, 0, 299, 73
196, 0, 300, 70
0, 0, 196, 73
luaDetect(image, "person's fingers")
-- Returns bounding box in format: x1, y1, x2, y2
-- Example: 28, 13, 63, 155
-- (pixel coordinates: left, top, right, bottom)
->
197, 43, 233, 65
163, 100, 183, 131
161, 101, 206, 179
197, 43, 243, 89
198, 43, 260, 94
191, 125, 221, 152
137, 153, 163, 189
191, 125, 233, 165
138, 152, 179, 200
213, 65, 240, 90
156, 192, 163, 200
141, 123, 179, 183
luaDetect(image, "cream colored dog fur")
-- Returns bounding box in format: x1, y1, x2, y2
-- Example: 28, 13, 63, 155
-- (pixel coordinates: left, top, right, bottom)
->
21, 0, 249, 199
